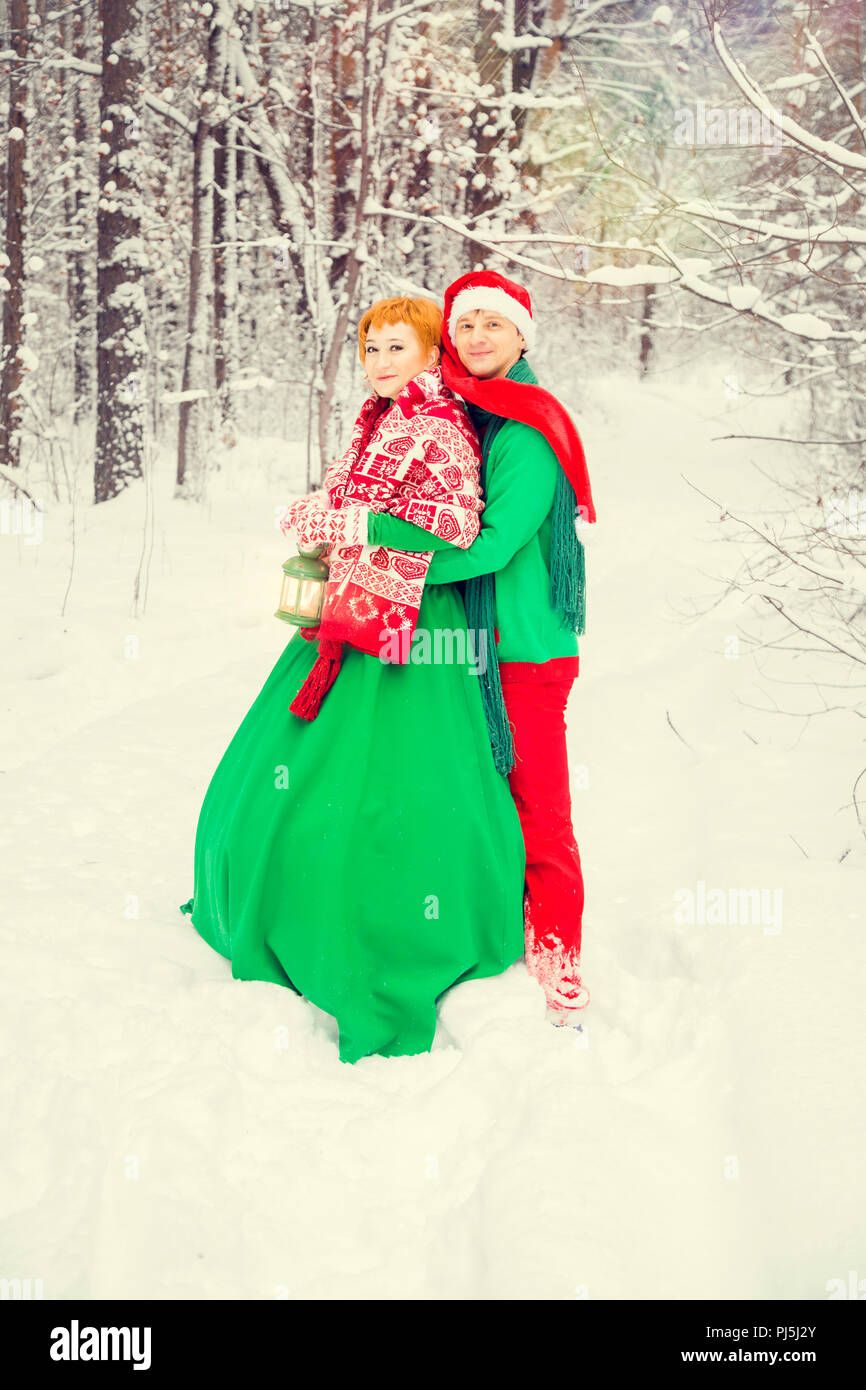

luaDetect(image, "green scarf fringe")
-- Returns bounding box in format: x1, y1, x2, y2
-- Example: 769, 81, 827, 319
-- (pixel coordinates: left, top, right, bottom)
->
463, 355, 587, 778
551, 467, 587, 636
463, 543, 514, 779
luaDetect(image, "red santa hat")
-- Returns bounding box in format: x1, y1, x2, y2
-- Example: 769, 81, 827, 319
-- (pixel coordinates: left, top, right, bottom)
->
447, 270, 536, 351
440, 270, 596, 525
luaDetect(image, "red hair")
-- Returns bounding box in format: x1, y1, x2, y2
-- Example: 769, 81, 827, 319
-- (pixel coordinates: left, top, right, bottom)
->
357, 296, 442, 364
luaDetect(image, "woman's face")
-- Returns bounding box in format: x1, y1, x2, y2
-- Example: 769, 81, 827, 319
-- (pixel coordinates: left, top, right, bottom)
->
363, 321, 439, 398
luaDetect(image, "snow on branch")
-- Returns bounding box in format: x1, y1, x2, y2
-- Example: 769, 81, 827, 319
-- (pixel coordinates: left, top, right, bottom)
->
229, 37, 309, 247
653, 239, 841, 341
368, 202, 855, 342
371, 0, 442, 32
673, 200, 866, 247
803, 26, 866, 149
142, 90, 195, 136
492, 32, 553, 55
0, 52, 196, 134
713, 23, 866, 172
563, 0, 643, 40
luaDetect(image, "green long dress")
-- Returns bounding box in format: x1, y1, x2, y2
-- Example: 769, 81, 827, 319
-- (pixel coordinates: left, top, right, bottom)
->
179, 579, 526, 1064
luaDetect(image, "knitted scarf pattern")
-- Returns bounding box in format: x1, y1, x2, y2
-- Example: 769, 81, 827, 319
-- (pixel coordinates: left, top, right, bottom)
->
291, 367, 484, 720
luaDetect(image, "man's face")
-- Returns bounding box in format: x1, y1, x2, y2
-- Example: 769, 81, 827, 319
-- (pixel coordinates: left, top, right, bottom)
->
453, 309, 526, 379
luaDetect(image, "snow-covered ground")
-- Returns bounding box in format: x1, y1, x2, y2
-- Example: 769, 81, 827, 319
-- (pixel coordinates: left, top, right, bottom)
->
2, 360, 864, 1299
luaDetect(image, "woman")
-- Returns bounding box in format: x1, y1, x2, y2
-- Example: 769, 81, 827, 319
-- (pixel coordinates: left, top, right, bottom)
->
179, 296, 526, 1064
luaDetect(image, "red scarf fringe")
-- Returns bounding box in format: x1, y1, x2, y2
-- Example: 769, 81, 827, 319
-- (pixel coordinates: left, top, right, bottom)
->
289, 634, 344, 720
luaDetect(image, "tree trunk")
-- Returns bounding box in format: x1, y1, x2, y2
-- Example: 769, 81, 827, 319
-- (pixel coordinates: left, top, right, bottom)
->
68, 4, 96, 423
465, 0, 510, 224
0, 0, 29, 469
314, 0, 378, 475
638, 282, 654, 375
213, 49, 239, 447
176, 0, 230, 495
95, 0, 147, 503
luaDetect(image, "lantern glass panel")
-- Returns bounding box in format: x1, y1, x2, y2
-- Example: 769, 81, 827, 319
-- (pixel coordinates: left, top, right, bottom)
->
299, 579, 322, 619
280, 574, 300, 616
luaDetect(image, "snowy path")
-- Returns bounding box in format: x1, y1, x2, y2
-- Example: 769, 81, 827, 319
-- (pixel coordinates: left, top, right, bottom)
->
2, 381, 863, 1299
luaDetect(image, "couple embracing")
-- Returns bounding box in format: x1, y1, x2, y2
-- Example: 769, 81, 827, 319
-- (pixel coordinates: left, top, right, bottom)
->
179, 270, 597, 1064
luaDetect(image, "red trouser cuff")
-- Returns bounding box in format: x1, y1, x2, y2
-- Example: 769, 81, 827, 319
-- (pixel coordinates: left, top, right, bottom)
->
498, 655, 579, 684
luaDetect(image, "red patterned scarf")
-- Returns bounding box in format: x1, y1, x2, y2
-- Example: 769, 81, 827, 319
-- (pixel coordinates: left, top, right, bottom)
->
291, 368, 483, 719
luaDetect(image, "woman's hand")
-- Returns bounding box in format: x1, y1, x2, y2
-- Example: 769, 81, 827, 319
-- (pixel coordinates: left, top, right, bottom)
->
295, 505, 369, 551
279, 490, 328, 540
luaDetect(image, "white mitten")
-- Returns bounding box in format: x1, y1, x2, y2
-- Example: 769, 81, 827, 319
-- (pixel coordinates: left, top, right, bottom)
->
279, 490, 328, 540
294, 505, 369, 551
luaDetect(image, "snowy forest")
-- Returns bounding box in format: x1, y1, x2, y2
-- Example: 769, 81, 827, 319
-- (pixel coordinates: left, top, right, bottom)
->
2, 1, 865, 721
0, 2, 861, 470
2, 0, 866, 1303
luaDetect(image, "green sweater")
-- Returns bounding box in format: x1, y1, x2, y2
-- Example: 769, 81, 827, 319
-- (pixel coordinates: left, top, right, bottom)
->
367, 417, 578, 665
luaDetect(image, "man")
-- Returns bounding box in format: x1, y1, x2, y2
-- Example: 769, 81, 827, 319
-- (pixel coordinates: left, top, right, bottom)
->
365, 270, 597, 1027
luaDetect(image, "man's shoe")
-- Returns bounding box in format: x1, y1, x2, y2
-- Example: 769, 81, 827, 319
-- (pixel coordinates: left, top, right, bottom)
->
545, 1002, 588, 1030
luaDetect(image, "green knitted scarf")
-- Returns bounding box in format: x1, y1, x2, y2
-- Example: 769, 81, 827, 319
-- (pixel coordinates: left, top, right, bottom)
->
463, 354, 586, 776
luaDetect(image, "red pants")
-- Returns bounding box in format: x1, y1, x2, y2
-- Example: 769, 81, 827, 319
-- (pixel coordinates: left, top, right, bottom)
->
499, 656, 588, 1014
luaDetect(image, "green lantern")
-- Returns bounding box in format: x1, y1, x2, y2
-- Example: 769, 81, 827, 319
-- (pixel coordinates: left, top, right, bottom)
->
275, 546, 329, 627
